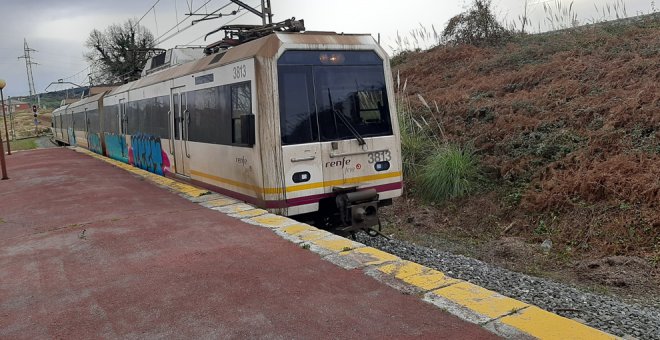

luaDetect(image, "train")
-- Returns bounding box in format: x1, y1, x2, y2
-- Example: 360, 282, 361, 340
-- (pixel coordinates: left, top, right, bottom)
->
52, 23, 402, 235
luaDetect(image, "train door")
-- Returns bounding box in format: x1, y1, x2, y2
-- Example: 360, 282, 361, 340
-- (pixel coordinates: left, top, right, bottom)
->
118, 99, 127, 135
58, 114, 62, 139
278, 65, 325, 214
84, 108, 89, 147
69, 112, 77, 146
84, 108, 89, 133
170, 87, 190, 177
119, 98, 129, 160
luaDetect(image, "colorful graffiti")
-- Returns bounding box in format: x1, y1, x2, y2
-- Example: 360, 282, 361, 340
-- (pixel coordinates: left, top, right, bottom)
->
67, 128, 76, 146
105, 133, 128, 163
88, 133, 103, 154
129, 134, 171, 176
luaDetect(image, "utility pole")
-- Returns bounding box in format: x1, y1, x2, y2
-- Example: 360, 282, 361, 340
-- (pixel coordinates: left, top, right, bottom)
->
8, 96, 15, 140
0, 79, 9, 180
228, 0, 272, 25
261, 0, 273, 25
18, 39, 40, 107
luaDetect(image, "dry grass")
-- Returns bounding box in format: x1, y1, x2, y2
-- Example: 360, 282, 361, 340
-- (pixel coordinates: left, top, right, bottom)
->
393, 14, 660, 261
1, 111, 52, 140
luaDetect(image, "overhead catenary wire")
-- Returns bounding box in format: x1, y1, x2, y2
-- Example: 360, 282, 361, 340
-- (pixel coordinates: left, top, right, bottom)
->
153, 0, 217, 45
134, 0, 163, 29
54, 0, 252, 84
55, 0, 166, 85
152, 0, 249, 46
184, 1, 258, 45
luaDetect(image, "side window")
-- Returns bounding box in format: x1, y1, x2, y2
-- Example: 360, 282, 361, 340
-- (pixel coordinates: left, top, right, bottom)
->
230, 82, 251, 144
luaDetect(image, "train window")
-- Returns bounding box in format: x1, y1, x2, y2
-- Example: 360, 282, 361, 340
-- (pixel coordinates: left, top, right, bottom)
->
314, 66, 392, 142
73, 111, 86, 131
151, 96, 170, 138
173, 93, 180, 139
103, 105, 120, 134
127, 101, 140, 135
87, 109, 100, 133
277, 51, 392, 145
231, 82, 251, 144
278, 66, 317, 145
187, 86, 231, 145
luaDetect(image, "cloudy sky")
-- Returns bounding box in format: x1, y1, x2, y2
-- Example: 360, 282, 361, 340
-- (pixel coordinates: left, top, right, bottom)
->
0, 0, 653, 97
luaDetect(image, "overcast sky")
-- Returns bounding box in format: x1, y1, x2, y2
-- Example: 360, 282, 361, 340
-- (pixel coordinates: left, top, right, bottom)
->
0, 0, 654, 97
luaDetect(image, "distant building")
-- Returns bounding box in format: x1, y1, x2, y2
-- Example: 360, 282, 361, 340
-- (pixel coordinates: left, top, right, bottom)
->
6, 100, 30, 112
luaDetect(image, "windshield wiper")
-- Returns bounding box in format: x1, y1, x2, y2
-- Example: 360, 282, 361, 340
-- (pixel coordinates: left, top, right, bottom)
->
327, 89, 366, 145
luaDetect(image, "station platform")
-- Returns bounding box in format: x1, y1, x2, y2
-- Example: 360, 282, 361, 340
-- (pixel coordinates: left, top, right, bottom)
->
1, 148, 616, 339
0, 148, 496, 339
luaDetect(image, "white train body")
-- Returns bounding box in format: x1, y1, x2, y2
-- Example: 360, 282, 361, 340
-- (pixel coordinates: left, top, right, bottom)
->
53, 32, 402, 227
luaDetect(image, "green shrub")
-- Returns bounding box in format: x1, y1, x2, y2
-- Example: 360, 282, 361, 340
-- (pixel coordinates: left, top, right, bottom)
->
417, 144, 480, 202
442, 0, 512, 47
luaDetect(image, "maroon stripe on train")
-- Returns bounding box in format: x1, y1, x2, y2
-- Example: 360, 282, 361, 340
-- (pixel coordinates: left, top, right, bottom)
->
179, 175, 403, 210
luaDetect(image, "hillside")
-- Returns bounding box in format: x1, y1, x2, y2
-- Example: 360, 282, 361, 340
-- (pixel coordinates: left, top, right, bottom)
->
389, 13, 659, 295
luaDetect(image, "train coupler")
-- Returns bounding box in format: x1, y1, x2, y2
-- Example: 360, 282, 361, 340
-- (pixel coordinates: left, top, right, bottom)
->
335, 188, 380, 234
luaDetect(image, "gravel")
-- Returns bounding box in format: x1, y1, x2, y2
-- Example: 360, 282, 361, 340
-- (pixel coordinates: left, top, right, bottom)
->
35, 136, 58, 149
355, 234, 660, 339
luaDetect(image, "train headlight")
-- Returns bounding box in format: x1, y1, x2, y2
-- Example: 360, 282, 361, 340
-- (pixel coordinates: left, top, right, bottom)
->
319, 53, 345, 65
374, 161, 390, 172
293, 171, 311, 183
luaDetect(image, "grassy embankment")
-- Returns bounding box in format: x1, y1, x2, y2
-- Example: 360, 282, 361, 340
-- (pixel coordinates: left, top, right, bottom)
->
390, 12, 659, 293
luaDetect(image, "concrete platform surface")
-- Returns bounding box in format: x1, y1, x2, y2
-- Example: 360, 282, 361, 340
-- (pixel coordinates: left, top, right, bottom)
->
0, 148, 497, 339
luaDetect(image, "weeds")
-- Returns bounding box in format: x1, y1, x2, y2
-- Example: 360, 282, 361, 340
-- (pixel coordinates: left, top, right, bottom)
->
396, 73, 482, 202
417, 144, 480, 202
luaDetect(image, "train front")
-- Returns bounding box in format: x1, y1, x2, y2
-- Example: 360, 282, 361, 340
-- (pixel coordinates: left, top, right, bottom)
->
276, 34, 402, 234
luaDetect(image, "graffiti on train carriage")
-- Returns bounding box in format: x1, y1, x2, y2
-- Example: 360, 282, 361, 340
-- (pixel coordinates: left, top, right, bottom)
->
105, 133, 128, 163
129, 133, 171, 176
68, 128, 76, 146
88, 133, 103, 155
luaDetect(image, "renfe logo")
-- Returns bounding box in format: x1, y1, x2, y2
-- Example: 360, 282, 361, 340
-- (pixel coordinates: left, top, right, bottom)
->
325, 157, 351, 168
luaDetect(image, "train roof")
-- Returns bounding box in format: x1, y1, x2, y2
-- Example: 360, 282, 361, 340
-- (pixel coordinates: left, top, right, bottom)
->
52, 104, 70, 115
68, 92, 105, 110
107, 32, 381, 96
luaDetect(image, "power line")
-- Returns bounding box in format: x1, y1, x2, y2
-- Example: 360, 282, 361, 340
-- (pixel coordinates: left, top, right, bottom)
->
54, 0, 165, 87
153, 0, 218, 45
54, 0, 254, 85
184, 5, 255, 45
135, 0, 163, 29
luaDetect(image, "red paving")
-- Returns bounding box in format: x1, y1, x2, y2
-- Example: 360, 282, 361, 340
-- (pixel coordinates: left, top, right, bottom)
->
0, 148, 498, 339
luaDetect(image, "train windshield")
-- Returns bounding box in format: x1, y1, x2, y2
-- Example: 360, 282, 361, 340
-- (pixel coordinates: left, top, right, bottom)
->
278, 51, 393, 145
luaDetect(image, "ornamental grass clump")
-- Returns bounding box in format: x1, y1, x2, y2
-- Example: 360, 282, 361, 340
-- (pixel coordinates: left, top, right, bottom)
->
417, 144, 480, 202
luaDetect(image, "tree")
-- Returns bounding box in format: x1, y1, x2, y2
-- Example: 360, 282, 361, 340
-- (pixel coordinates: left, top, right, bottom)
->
85, 19, 157, 84
442, 0, 511, 47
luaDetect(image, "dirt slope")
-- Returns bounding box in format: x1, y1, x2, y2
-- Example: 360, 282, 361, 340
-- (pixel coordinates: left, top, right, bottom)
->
391, 14, 659, 292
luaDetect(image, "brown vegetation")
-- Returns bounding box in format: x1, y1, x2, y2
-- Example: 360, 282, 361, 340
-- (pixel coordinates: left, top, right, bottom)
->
391, 14, 659, 281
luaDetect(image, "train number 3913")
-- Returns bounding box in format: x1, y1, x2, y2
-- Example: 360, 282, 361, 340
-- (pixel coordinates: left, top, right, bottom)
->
233, 65, 247, 79
367, 150, 391, 163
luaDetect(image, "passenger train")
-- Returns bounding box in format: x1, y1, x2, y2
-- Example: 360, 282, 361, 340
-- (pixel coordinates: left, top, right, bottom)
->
52, 28, 402, 234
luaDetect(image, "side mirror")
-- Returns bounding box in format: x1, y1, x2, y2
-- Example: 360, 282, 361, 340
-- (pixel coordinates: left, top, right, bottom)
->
241, 114, 255, 147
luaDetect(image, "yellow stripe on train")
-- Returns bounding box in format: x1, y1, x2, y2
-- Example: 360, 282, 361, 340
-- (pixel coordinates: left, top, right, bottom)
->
190, 170, 402, 195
